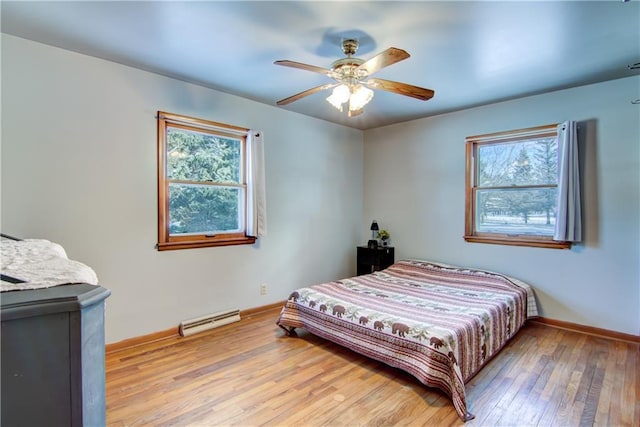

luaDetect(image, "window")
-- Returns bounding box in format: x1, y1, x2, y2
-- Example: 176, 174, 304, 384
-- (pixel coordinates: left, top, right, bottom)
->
465, 124, 570, 249
157, 111, 256, 250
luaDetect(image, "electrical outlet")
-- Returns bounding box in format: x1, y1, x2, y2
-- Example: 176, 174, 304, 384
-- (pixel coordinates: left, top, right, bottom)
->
260, 284, 267, 295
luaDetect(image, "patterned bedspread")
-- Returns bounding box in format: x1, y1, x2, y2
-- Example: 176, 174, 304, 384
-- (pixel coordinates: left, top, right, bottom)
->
276, 259, 538, 421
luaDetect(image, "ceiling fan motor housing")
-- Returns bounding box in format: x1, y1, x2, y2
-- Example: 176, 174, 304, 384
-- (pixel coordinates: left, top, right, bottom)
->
330, 57, 366, 85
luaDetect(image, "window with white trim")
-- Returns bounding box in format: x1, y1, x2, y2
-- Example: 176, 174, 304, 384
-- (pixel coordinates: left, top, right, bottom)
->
464, 124, 570, 249
157, 111, 256, 251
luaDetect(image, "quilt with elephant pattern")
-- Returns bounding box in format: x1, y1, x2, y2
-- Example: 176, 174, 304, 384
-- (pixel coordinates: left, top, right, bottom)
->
276, 259, 538, 421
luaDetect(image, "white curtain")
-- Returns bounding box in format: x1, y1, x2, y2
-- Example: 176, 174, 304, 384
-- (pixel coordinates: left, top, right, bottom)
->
554, 121, 581, 242
247, 130, 267, 237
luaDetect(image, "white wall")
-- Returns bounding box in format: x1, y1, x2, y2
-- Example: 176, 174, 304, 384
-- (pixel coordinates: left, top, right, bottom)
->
3, 34, 638, 341
364, 76, 640, 336
1, 34, 364, 343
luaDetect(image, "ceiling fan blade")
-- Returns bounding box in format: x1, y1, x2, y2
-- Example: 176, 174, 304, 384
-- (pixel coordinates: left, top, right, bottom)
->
366, 78, 435, 101
356, 47, 410, 76
274, 60, 332, 76
276, 83, 337, 106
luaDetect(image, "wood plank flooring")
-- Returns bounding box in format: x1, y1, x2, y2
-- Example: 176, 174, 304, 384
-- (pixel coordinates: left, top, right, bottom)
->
106, 308, 639, 426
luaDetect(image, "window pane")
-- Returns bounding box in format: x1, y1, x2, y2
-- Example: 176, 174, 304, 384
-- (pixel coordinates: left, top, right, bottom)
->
167, 128, 241, 183
477, 138, 557, 187
476, 188, 557, 235
169, 183, 243, 235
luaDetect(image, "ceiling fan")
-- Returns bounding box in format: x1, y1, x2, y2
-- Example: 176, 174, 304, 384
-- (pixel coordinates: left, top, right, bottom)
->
274, 39, 435, 117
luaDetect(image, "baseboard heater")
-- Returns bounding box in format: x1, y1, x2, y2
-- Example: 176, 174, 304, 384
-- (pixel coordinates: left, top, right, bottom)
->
179, 308, 241, 337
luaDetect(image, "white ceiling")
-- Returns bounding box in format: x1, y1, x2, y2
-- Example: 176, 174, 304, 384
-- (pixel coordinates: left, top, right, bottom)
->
2, 1, 639, 130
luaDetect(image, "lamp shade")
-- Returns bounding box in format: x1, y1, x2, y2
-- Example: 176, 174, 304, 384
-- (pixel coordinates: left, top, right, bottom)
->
349, 86, 374, 111
326, 84, 350, 111
370, 220, 379, 231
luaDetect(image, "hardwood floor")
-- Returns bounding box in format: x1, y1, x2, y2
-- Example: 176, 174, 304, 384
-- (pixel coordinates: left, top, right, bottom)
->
106, 308, 639, 426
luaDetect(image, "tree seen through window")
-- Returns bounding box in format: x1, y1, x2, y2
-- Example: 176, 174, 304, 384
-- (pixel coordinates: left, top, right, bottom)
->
476, 137, 558, 235
166, 128, 242, 235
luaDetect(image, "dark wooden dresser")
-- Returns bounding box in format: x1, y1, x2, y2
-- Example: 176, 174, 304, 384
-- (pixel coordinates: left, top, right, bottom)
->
1, 283, 111, 427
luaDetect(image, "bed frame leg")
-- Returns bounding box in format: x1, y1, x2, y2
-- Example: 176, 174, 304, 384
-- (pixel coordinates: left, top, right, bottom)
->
278, 325, 297, 337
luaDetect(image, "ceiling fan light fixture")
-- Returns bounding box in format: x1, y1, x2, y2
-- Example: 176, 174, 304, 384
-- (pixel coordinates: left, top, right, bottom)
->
349, 85, 374, 111
326, 84, 350, 111
326, 94, 343, 111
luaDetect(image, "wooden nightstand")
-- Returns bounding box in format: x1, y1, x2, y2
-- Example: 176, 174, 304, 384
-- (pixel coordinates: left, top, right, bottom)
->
357, 246, 395, 275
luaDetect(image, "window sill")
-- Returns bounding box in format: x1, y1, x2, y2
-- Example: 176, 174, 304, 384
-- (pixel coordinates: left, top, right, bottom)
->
157, 236, 257, 251
463, 235, 571, 249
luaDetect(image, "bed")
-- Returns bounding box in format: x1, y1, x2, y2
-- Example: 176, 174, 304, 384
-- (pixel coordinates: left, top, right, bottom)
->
276, 259, 538, 421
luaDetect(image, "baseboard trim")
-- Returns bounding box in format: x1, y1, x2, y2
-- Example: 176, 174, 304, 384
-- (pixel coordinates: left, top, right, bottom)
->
105, 301, 286, 354
531, 317, 640, 344
107, 306, 639, 353
106, 326, 179, 354
240, 301, 285, 318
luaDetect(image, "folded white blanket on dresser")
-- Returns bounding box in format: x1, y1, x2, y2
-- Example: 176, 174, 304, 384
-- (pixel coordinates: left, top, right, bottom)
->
1, 239, 98, 292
